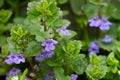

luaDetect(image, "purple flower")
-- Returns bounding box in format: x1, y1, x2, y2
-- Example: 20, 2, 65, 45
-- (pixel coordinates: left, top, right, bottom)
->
88, 15, 101, 27
35, 50, 54, 61
99, 17, 112, 30
4, 59, 13, 64
6, 68, 21, 80
71, 74, 78, 80
43, 50, 54, 58
14, 53, 25, 64
102, 34, 112, 43
88, 40, 99, 54
44, 71, 55, 80
35, 54, 44, 61
41, 39, 58, 51
4, 53, 25, 64
57, 24, 71, 36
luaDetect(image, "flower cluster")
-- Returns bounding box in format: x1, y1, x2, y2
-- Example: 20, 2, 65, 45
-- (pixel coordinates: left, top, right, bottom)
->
36, 39, 57, 61
57, 24, 71, 36
6, 68, 21, 80
35, 50, 54, 61
102, 34, 113, 43
4, 53, 25, 64
88, 40, 99, 54
88, 15, 112, 30
71, 74, 78, 80
41, 39, 58, 51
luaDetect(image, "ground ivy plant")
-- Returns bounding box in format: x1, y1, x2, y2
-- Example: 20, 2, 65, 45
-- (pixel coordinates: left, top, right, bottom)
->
2, 0, 85, 80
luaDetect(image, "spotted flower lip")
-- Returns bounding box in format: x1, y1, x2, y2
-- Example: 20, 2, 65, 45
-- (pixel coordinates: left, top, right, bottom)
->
99, 17, 112, 30
56, 24, 71, 36
102, 34, 113, 43
71, 74, 78, 80
4, 53, 25, 64
88, 15, 101, 27
41, 39, 58, 51
88, 40, 99, 54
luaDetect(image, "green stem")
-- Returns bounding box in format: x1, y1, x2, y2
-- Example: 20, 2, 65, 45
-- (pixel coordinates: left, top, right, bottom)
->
65, 54, 71, 75
43, 18, 47, 31
98, 2, 103, 38
98, 5, 102, 18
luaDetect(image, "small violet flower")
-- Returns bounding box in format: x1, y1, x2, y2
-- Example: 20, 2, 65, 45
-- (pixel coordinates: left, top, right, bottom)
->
102, 34, 112, 43
88, 15, 101, 27
99, 17, 112, 30
35, 50, 54, 61
35, 53, 45, 61
88, 40, 99, 54
71, 74, 78, 80
56, 24, 71, 36
6, 67, 21, 80
41, 39, 58, 51
4, 53, 25, 64
44, 71, 55, 80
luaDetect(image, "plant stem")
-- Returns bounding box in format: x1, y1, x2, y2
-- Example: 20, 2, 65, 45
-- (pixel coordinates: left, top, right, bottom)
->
43, 18, 47, 31
98, 2, 103, 38
65, 54, 71, 75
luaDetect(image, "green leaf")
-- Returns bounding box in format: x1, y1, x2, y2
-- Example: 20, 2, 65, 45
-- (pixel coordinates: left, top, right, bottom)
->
54, 67, 71, 80
70, 0, 84, 15
64, 40, 82, 54
53, 19, 70, 29
86, 65, 108, 80
1, 45, 9, 55
59, 30, 77, 39
107, 52, 119, 66
35, 32, 54, 42
19, 68, 28, 80
24, 41, 42, 57
89, 53, 107, 65
9, 24, 32, 52
98, 39, 116, 51
90, 53, 100, 65
39, 62, 51, 76
104, 2, 120, 20
27, 1, 40, 23
71, 54, 87, 74
83, 3, 97, 18
0, 9, 12, 23
107, 52, 119, 73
